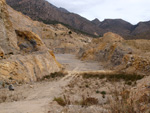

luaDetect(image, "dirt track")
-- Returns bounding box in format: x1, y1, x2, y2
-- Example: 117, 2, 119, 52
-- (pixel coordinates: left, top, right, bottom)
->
55, 54, 103, 71
0, 54, 103, 113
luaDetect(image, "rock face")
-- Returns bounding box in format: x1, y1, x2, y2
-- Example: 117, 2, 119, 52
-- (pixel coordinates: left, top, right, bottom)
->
6, 0, 150, 39
0, 51, 60, 83
0, 0, 19, 54
79, 32, 150, 74
0, 0, 61, 84
0, 46, 4, 58
15, 30, 45, 52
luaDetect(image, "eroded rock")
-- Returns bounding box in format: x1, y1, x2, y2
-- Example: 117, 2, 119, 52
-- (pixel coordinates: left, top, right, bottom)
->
0, 46, 4, 58
0, 0, 61, 84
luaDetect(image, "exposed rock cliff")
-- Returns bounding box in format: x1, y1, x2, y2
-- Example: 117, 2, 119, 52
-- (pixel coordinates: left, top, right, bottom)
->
0, 0, 19, 54
0, 0, 61, 85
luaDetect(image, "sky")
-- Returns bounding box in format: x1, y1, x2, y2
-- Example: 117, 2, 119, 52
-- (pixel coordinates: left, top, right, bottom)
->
47, 0, 150, 25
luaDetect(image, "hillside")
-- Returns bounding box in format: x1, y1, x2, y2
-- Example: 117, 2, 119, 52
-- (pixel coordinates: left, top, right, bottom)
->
0, 0, 94, 84
0, 1, 150, 113
0, 0, 61, 83
6, 0, 150, 39
7, 4, 91, 54
79, 32, 150, 75
6, 0, 103, 37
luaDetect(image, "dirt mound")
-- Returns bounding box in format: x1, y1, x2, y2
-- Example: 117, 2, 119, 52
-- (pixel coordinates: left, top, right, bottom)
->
79, 32, 150, 75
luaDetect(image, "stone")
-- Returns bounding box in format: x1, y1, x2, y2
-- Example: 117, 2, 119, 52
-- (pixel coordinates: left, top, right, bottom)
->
9, 84, 14, 91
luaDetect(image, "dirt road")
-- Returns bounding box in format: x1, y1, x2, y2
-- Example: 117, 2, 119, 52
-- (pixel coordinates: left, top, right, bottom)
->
0, 54, 103, 113
55, 54, 103, 71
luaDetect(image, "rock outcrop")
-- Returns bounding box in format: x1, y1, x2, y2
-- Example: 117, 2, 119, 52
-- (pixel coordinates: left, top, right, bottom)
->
15, 30, 45, 53
0, 0, 19, 54
0, 0, 61, 85
79, 32, 150, 75
0, 51, 60, 84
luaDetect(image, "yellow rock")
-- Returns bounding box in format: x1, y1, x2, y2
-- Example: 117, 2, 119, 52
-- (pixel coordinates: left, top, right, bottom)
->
0, 46, 4, 57
0, 52, 61, 83
0, 1, 61, 83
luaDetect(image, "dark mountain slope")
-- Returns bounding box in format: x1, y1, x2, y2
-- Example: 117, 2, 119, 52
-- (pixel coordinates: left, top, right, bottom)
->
6, 0, 150, 39
6, 0, 103, 36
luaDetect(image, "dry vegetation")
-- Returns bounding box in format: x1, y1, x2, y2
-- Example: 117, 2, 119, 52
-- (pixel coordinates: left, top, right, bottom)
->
0, 71, 149, 113
39, 71, 68, 81
49, 71, 150, 113
0, 89, 26, 103
82, 72, 144, 82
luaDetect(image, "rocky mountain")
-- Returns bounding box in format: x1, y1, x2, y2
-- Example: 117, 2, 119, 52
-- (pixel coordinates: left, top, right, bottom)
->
130, 21, 150, 39
6, 0, 102, 37
6, 0, 150, 39
58, 7, 69, 13
91, 18, 101, 26
97, 19, 133, 37
92, 18, 150, 39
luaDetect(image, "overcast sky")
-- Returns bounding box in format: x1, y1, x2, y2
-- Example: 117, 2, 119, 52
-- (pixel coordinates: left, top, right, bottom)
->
47, 0, 150, 24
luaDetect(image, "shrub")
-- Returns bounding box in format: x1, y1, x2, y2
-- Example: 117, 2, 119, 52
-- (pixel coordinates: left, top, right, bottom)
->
96, 90, 100, 94
101, 91, 106, 98
53, 95, 70, 106
53, 97, 66, 106
41, 71, 68, 80
79, 96, 99, 107
109, 86, 150, 113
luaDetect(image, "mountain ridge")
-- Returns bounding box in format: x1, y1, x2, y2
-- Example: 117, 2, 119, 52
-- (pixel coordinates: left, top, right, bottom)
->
6, 0, 150, 39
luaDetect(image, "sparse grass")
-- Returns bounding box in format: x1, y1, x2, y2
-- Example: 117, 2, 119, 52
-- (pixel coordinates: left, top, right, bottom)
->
0, 90, 25, 103
109, 84, 150, 113
53, 95, 99, 107
53, 95, 70, 106
53, 97, 66, 106
79, 96, 98, 107
41, 71, 68, 81
82, 72, 144, 82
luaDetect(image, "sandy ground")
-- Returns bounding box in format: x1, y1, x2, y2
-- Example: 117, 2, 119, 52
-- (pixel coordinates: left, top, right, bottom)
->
55, 54, 103, 71
0, 54, 103, 113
